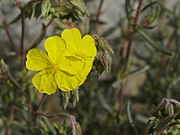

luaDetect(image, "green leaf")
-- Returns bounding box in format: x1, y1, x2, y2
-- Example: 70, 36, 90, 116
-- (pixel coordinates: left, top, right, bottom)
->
97, 91, 112, 114
34, 2, 42, 19
141, 1, 157, 12
75, 122, 82, 135
24, 6, 33, 19
125, 0, 131, 19
101, 25, 119, 37
70, 87, 79, 107
69, 0, 90, 16
144, 118, 158, 134
138, 30, 173, 56
152, 113, 178, 134
127, 101, 139, 135
127, 65, 149, 78
9, 13, 21, 25
42, 116, 56, 134
41, 0, 51, 18
144, 24, 157, 29
59, 91, 70, 109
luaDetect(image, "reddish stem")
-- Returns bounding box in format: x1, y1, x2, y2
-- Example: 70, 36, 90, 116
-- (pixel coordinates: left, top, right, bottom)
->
93, 0, 104, 33
118, 0, 144, 110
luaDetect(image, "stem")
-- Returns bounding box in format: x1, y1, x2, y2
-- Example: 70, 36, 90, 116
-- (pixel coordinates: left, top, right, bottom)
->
134, 0, 143, 24
26, 18, 54, 52
36, 94, 47, 113
3, 120, 8, 135
33, 94, 47, 124
156, 29, 177, 79
118, 81, 125, 110
20, 8, 25, 66
118, 0, 143, 110
173, 56, 180, 73
3, 23, 17, 52
125, 0, 143, 62
7, 70, 29, 100
93, 0, 104, 33
0, 11, 17, 52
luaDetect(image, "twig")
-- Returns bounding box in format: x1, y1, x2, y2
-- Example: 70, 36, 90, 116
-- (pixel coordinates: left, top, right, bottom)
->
0, 11, 17, 52
118, 0, 144, 110
156, 29, 177, 79
36, 94, 47, 113
153, 98, 180, 116
93, 0, 104, 33
173, 56, 180, 73
134, 0, 143, 25
125, 0, 143, 62
7, 71, 29, 100
33, 94, 47, 124
163, 98, 180, 107
26, 18, 54, 52
20, 8, 25, 65
118, 81, 125, 110
38, 112, 77, 135
3, 120, 8, 135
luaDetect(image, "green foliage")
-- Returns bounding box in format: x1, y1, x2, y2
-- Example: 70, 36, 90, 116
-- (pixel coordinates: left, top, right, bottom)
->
0, 0, 179, 135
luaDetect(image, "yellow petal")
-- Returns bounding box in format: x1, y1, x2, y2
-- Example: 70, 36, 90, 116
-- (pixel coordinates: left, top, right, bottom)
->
44, 36, 66, 64
60, 56, 85, 75
26, 48, 50, 71
55, 58, 94, 92
77, 58, 94, 86
80, 35, 97, 57
61, 28, 81, 54
55, 71, 81, 92
32, 70, 57, 95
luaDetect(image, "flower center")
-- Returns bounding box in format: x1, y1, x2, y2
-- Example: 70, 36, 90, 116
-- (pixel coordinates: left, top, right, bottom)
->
48, 64, 60, 75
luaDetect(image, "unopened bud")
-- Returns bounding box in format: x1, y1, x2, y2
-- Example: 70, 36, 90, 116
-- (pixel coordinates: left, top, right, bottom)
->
97, 51, 112, 72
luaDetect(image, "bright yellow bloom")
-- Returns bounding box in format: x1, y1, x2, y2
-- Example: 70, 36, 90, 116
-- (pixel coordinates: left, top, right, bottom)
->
26, 28, 96, 95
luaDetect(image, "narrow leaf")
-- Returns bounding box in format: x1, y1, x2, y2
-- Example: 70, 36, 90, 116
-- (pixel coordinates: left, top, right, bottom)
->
127, 101, 139, 135
125, 0, 131, 18
152, 113, 177, 133
138, 30, 173, 56
142, 1, 157, 12
97, 91, 112, 114
127, 65, 149, 78
9, 14, 21, 25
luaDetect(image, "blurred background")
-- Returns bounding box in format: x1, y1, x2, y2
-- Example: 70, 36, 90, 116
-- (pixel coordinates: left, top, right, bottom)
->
0, 0, 179, 135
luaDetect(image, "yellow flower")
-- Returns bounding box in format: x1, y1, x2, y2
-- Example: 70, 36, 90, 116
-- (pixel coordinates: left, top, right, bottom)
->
26, 28, 96, 95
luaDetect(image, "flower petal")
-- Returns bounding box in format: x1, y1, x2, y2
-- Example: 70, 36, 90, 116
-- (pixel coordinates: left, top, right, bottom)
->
55, 58, 94, 92
55, 71, 82, 92
60, 56, 85, 75
32, 70, 57, 95
61, 28, 81, 53
79, 58, 94, 85
44, 36, 66, 64
80, 35, 97, 57
26, 48, 50, 71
